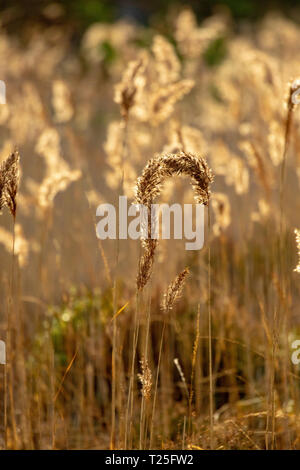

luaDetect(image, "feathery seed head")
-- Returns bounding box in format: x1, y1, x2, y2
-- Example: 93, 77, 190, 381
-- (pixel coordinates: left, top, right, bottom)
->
138, 358, 152, 400
294, 228, 300, 273
287, 78, 300, 111
162, 267, 190, 312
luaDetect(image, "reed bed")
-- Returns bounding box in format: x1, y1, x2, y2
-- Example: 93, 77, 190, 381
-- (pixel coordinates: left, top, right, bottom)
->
0, 7, 300, 450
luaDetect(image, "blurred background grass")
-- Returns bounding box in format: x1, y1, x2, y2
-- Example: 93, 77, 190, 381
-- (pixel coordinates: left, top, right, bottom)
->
1, 0, 300, 37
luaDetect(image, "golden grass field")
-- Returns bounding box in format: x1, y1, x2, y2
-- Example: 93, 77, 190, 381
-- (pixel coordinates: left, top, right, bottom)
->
0, 5, 300, 450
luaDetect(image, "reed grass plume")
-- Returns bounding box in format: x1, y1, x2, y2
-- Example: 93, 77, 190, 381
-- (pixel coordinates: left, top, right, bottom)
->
137, 237, 157, 291
114, 54, 147, 119
136, 152, 213, 290
0, 160, 6, 211
162, 267, 190, 312
148, 80, 194, 126
287, 79, 300, 112
0, 150, 20, 218
211, 193, 231, 237
52, 79, 74, 123
1, 4, 300, 450
138, 358, 152, 400
38, 169, 82, 209
124, 34, 195, 125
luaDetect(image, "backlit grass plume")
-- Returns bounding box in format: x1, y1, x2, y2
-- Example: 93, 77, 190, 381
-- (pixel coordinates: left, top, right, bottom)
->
138, 358, 152, 400
294, 228, 300, 273
135, 151, 213, 290
0, 151, 20, 219
161, 267, 190, 312
136, 151, 213, 206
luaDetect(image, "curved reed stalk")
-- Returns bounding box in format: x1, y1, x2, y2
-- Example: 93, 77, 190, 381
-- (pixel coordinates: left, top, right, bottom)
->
135, 151, 213, 290
0, 151, 20, 218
